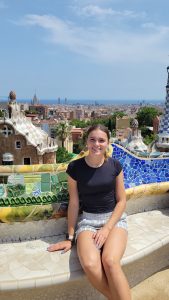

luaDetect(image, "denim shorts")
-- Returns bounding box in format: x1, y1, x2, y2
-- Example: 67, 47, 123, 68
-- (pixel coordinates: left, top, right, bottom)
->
76, 211, 128, 240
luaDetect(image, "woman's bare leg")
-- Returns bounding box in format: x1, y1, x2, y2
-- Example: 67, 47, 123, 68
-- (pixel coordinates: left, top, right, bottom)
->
77, 231, 112, 299
102, 227, 131, 300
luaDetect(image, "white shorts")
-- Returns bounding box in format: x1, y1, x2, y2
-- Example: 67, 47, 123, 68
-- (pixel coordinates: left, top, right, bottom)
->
76, 211, 128, 240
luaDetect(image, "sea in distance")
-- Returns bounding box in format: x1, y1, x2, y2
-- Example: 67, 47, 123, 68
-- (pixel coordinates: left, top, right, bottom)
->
0, 97, 163, 106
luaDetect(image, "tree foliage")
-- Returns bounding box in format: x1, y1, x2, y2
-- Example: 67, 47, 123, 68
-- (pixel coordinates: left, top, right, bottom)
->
56, 147, 73, 163
70, 111, 127, 153
136, 107, 159, 127
70, 111, 126, 132
108, 111, 126, 129
54, 122, 71, 147
73, 131, 88, 154
70, 119, 87, 128
140, 127, 155, 145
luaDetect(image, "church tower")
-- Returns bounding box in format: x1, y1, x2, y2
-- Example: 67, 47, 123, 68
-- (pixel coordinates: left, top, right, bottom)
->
156, 66, 169, 151
32, 92, 39, 105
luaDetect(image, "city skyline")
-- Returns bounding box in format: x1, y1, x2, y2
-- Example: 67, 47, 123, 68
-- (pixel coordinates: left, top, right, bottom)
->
0, 0, 169, 101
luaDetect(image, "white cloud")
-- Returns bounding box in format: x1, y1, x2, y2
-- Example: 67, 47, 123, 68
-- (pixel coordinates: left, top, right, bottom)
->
142, 22, 169, 33
22, 14, 169, 64
73, 5, 146, 19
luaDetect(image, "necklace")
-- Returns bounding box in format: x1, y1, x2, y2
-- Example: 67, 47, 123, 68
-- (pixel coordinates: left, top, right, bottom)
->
85, 157, 105, 168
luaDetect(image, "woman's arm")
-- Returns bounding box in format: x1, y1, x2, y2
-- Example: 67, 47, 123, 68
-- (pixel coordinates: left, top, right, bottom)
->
47, 175, 79, 253
67, 175, 80, 237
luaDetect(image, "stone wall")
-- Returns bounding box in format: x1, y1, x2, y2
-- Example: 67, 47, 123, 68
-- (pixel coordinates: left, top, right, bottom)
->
0, 129, 39, 164
43, 152, 56, 164
0, 125, 56, 165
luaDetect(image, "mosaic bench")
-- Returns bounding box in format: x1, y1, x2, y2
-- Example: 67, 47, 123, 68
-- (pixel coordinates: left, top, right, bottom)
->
0, 183, 169, 300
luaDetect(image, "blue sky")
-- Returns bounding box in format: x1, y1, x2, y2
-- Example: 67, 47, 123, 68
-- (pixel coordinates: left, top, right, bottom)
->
0, 0, 169, 101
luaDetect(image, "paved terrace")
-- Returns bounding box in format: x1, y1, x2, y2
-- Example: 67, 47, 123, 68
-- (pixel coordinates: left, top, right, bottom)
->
0, 208, 169, 300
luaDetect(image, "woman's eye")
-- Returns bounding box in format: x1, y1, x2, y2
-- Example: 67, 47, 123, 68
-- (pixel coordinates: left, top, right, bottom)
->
89, 138, 106, 143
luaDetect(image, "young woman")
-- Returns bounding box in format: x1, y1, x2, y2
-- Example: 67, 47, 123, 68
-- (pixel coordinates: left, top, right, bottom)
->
48, 124, 131, 300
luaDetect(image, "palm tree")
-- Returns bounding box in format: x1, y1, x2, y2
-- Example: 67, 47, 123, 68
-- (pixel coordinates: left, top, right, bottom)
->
54, 122, 71, 148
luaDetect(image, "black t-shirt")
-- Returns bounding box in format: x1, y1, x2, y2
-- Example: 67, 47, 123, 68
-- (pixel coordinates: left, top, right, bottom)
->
66, 157, 122, 214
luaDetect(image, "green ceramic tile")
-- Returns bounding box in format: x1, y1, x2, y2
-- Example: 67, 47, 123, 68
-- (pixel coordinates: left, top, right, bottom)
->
41, 182, 51, 192
41, 173, 50, 183
57, 172, 67, 182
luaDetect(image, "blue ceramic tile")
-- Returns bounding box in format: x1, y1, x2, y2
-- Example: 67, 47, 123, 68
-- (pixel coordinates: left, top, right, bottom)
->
112, 143, 169, 188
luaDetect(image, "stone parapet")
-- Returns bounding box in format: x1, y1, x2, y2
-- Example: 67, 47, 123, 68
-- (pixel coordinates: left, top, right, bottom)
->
0, 209, 169, 300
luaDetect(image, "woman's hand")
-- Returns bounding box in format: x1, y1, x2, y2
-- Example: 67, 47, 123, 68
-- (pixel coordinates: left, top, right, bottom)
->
47, 240, 72, 253
92, 226, 111, 249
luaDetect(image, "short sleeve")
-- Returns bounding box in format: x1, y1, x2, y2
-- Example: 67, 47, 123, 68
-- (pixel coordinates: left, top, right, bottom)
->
66, 161, 77, 180
114, 159, 122, 176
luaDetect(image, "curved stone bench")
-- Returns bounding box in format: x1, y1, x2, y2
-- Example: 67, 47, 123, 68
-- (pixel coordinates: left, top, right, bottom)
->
0, 208, 169, 300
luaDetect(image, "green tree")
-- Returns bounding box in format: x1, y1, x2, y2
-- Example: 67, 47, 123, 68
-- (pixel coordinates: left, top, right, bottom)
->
56, 147, 73, 163
140, 127, 152, 138
143, 134, 156, 145
140, 127, 156, 145
70, 111, 126, 132
0, 110, 3, 117
107, 118, 112, 131
54, 122, 71, 148
111, 129, 116, 137
73, 131, 87, 154
70, 119, 87, 128
136, 107, 159, 127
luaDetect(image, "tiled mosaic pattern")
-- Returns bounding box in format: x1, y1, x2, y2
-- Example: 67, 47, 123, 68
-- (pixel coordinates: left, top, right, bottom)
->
159, 72, 169, 135
0, 172, 68, 202
112, 143, 169, 188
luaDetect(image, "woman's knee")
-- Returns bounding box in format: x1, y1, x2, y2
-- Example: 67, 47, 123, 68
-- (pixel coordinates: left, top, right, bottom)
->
80, 255, 100, 273
102, 254, 121, 272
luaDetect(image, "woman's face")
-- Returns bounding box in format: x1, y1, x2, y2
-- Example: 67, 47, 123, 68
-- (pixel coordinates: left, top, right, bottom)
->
87, 129, 109, 156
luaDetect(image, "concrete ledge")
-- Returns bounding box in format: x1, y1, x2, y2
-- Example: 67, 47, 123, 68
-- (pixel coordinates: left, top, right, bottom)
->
0, 218, 67, 242
126, 182, 169, 215
0, 209, 169, 300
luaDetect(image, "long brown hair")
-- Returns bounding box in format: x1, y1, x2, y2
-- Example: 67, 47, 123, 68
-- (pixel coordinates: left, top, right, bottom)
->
86, 124, 110, 141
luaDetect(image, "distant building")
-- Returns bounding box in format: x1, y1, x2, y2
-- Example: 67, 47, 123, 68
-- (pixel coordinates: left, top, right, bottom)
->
31, 92, 39, 105
28, 104, 48, 119
70, 106, 85, 120
71, 127, 84, 143
116, 116, 131, 141
32, 119, 58, 138
0, 91, 58, 165
116, 116, 130, 130
61, 136, 73, 153
32, 118, 73, 152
